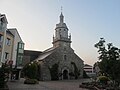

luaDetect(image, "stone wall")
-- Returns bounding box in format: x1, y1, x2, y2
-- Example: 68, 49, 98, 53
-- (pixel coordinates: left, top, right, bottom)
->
41, 46, 84, 80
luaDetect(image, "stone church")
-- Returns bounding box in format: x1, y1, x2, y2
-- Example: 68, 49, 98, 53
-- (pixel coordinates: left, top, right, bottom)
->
34, 12, 84, 80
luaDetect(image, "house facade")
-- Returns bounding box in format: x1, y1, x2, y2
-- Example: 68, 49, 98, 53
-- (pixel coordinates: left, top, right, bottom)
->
84, 64, 95, 77
0, 14, 24, 80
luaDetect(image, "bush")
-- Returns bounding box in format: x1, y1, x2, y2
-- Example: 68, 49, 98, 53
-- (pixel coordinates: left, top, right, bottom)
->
71, 62, 80, 79
97, 76, 109, 85
83, 70, 89, 78
49, 63, 59, 80
0, 63, 10, 88
22, 62, 38, 79
24, 78, 39, 84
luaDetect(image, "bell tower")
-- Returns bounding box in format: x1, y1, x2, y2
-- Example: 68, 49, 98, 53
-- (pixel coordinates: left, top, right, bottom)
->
52, 12, 71, 48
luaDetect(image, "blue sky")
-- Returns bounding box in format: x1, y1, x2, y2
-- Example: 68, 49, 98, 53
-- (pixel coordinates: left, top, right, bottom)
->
0, 0, 120, 65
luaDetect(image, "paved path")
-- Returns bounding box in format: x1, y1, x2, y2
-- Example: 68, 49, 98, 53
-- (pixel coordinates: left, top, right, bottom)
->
8, 78, 90, 90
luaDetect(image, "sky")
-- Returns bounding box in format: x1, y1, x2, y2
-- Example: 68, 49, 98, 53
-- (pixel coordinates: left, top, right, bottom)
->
0, 0, 120, 65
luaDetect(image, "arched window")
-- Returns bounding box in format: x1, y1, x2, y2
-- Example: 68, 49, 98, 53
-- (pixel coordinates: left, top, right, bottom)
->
64, 55, 67, 60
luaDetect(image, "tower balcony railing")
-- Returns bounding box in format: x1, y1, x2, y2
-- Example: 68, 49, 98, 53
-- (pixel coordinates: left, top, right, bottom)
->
53, 36, 71, 43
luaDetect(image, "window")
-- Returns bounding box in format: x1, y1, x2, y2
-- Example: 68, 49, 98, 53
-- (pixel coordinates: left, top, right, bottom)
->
19, 43, 22, 48
6, 38, 11, 45
17, 43, 24, 54
0, 34, 3, 48
64, 55, 67, 60
18, 49, 24, 54
4, 52, 9, 59
0, 34, 3, 42
18, 43, 24, 49
17, 55, 23, 66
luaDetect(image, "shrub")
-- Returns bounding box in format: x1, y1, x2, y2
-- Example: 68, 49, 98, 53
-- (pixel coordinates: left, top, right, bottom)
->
71, 62, 80, 79
22, 62, 38, 79
49, 63, 59, 80
0, 63, 10, 88
24, 78, 39, 84
97, 76, 109, 85
83, 70, 89, 78
0, 67, 5, 88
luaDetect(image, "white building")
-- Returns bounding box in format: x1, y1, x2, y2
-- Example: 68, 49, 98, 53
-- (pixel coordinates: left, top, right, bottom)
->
0, 14, 24, 80
84, 64, 96, 77
0, 14, 8, 64
8, 28, 24, 68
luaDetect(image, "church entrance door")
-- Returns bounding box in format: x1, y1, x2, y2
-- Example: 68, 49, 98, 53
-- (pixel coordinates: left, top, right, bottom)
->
63, 70, 68, 79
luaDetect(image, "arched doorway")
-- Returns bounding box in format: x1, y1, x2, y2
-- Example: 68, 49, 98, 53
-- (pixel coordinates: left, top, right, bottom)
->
63, 70, 68, 79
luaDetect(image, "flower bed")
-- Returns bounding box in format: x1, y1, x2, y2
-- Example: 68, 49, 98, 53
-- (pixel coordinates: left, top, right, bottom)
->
79, 82, 120, 90
24, 79, 39, 84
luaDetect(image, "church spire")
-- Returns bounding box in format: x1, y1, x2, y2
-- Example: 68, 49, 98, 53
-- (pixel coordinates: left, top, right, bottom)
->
53, 10, 71, 48
60, 6, 64, 23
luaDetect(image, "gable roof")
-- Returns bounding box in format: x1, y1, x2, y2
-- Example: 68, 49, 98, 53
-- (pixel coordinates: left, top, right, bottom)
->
8, 28, 24, 43
35, 47, 55, 61
74, 53, 84, 62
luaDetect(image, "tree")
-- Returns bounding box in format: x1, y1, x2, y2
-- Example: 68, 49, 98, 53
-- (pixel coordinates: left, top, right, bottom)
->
23, 62, 38, 79
49, 63, 59, 80
95, 38, 120, 85
83, 70, 89, 78
0, 65, 6, 88
0, 63, 10, 88
71, 62, 80, 79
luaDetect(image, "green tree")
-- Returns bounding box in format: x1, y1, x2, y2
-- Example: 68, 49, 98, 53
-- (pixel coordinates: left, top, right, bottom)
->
95, 38, 120, 85
49, 63, 59, 80
0, 66, 6, 88
83, 70, 89, 78
71, 62, 80, 79
23, 62, 38, 79
0, 63, 10, 88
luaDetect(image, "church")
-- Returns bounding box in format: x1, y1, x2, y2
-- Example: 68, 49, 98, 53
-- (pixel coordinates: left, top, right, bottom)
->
34, 12, 84, 80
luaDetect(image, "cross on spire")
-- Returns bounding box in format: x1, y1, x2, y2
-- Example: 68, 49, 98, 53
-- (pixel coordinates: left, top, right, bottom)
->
60, 6, 64, 23
61, 6, 63, 13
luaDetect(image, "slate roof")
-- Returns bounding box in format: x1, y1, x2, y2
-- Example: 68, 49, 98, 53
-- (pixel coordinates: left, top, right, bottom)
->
35, 47, 55, 61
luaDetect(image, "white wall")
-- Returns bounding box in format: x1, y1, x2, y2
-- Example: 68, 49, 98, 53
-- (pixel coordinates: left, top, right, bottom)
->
9, 29, 22, 67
